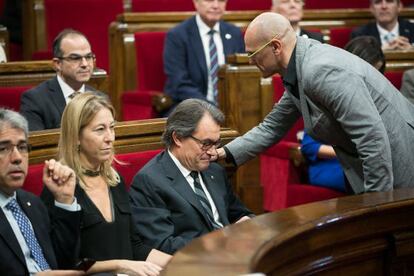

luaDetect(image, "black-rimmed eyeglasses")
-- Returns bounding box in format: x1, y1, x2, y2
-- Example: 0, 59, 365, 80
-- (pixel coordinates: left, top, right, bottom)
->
57, 53, 96, 64
189, 135, 221, 150
0, 142, 31, 157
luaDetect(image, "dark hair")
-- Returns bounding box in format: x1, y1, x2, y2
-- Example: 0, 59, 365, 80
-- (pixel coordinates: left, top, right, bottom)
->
162, 99, 225, 148
344, 36, 386, 73
52, 29, 89, 58
370, 0, 400, 5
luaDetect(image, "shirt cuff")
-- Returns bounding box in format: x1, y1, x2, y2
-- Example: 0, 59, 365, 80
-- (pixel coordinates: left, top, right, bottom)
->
223, 146, 237, 166
54, 197, 81, 211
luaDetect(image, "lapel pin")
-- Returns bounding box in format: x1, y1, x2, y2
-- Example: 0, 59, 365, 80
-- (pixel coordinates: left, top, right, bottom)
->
27, 202, 31, 207
211, 175, 214, 179
225, 33, 232, 40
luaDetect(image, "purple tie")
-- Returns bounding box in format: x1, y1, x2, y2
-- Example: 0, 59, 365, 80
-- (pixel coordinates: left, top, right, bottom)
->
208, 29, 219, 104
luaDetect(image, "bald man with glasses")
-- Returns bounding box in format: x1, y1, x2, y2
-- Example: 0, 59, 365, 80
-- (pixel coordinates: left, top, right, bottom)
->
20, 29, 101, 131
129, 99, 253, 254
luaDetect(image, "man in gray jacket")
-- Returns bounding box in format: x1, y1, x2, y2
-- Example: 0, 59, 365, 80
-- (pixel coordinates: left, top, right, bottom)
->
216, 12, 414, 194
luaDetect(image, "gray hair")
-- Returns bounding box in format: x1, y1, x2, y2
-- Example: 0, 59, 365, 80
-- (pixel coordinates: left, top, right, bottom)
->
162, 99, 224, 148
0, 108, 29, 137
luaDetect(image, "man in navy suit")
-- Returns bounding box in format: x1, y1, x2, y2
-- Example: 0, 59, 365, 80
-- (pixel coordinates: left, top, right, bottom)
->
129, 99, 253, 254
163, 0, 245, 110
271, 0, 324, 42
0, 108, 82, 275
20, 29, 96, 131
351, 0, 414, 50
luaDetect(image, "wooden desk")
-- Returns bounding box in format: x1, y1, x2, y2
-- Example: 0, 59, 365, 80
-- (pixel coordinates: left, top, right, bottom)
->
165, 188, 414, 275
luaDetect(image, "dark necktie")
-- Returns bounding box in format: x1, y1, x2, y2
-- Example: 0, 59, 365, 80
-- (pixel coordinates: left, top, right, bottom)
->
69, 91, 81, 99
190, 171, 221, 230
208, 29, 219, 104
6, 199, 50, 271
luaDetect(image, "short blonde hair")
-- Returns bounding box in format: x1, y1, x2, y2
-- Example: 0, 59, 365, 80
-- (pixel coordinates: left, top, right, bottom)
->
58, 92, 119, 189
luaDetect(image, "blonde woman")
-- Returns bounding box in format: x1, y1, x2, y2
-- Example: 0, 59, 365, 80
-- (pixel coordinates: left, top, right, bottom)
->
42, 93, 171, 276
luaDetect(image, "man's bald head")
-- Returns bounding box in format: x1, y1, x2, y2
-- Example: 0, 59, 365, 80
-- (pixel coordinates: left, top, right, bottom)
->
245, 12, 296, 49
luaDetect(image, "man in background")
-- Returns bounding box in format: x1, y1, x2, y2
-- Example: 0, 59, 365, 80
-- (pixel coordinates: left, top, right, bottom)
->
271, 0, 324, 42
351, 0, 414, 50
20, 29, 96, 131
163, 0, 245, 111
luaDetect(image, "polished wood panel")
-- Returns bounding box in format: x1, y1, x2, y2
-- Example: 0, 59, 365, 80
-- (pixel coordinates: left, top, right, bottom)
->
164, 188, 414, 275
0, 60, 108, 91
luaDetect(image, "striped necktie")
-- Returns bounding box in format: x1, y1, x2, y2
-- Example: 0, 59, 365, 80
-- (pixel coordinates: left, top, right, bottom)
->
208, 29, 219, 105
6, 199, 50, 271
190, 171, 222, 230
69, 91, 81, 99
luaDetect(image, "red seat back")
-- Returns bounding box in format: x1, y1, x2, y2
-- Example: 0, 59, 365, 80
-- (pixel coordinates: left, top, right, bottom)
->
329, 27, 353, 48
23, 164, 44, 196
114, 149, 162, 189
131, 0, 271, 11
0, 86, 32, 111
43, 0, 124, 72
134, 32, 167, 91
305, 0, 368, 9
385, 71, 403, 90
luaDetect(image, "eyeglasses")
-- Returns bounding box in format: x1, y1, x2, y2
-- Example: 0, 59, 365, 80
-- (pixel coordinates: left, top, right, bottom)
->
0, 142, 31, 157
189, 135, 221, 150
247, 30, 288, 58
57, 53, 96, 64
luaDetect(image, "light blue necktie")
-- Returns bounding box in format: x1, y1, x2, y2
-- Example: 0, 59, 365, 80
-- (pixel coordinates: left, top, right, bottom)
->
208, 29, 219, 105
6, 198, 50, 271
190, 171, 222, 230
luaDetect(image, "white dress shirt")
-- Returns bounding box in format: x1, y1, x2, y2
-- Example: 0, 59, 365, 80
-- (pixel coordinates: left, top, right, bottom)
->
377, 22, 399, 46
57, 75, 86, 104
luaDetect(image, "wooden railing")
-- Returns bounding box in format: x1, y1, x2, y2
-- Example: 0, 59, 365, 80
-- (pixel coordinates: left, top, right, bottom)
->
165, 188, 414, 275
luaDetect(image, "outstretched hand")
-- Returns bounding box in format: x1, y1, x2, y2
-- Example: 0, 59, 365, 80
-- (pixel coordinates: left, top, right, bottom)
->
43, 159, 76, 204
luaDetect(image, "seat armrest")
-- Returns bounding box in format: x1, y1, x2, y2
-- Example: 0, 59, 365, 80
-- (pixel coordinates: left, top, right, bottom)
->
151, 92, 173, 113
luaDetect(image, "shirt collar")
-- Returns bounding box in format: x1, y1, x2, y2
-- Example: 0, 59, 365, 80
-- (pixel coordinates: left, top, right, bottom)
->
283, 45, 298, 87
0, 190, 16, 209
168, 150, 193, 179
57, 75, 85, 99
377, 21, 399, 40
195, 14, 220, 36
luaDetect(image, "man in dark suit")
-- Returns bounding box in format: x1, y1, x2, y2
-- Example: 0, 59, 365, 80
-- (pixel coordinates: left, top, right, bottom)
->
351, 0, 414, 50
0, 108, 82, 275
163, 0, 245, 109
271, 0, 324, 42
20, 29, 96, 131
129, 99, 253, 254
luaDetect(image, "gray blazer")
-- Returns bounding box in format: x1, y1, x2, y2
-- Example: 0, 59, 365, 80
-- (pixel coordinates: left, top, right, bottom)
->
226, 36, 414, 194
400, 69, 414, 104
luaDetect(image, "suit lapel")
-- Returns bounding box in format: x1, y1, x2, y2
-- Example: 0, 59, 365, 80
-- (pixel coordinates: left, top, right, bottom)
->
188, 17, 208, 88
0, 208, 26, 266
220, 22, 232, 57
161, 152, 213, 230
201, 170, 229, 225
48, 76, 67, 117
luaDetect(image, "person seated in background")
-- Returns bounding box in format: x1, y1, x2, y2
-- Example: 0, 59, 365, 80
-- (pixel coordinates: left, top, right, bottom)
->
20, 29, 98, 131
351, 0, 414, 50
0, 108, 82, 275
271, 0, 324, 42
301, 36, 386, 193
163, 0, 245, 112
129, 99, 253, 254
41, 93, 171, 275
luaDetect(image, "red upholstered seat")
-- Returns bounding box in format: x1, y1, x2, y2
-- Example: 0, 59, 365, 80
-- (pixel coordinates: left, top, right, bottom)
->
23, 163, 45, 196
329, 27, 353, 49
260, 75, 344, 211
0, 86, 33, 111
385, 71, 403, 90
305, 0, 368, 9
113, 149, 162, 189
131, 0, 271, 11
122, 31, 167, 120
36, 0, 124, 71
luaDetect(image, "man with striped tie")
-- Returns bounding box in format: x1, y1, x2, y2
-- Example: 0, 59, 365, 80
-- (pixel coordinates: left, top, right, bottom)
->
0, 108, 82, 275
163, 0, 245, 114
129, 99, 253, 254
